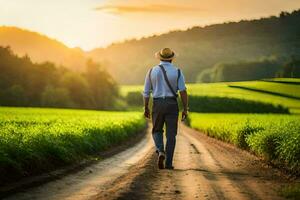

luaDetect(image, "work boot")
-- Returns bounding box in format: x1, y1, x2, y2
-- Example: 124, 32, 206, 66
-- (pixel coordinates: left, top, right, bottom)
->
158, 152, 165, 169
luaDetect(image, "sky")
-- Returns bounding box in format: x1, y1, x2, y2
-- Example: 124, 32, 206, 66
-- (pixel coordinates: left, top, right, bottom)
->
1, 0, 300, 50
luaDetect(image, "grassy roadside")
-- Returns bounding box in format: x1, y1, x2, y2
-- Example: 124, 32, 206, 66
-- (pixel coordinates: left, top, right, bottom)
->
187, 113, 300, 173
279, 183, 300, 200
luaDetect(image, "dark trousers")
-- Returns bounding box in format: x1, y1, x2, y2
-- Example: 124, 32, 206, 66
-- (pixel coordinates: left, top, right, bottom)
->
152, 98, 179, 167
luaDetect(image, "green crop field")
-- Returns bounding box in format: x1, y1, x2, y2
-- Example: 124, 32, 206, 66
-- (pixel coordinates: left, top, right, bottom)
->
120, 79, 300, 113
263, 78, 300, 84
0, 107, 146, 181
187, 82, 300, 113
188, 113, 300, 171
229, 81, 300, 99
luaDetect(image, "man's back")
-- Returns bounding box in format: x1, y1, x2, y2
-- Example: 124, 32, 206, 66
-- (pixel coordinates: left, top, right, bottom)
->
143, 61, 186, 98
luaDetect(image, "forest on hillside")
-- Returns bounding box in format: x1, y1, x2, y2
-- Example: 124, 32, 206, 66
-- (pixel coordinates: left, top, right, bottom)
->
0, 46, 118, 109
198, 56, 300, 82
89, 9, 300, 84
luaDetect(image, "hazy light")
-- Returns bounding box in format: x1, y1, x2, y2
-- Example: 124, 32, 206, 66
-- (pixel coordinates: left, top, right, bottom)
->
94, 4, 200, 14
0, 0, 299, 50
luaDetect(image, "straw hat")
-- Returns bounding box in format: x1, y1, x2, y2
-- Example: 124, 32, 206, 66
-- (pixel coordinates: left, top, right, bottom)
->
155, 48, 176, 61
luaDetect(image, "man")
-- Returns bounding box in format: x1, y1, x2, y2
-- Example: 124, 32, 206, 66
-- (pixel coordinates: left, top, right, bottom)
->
143, 47, 188, 170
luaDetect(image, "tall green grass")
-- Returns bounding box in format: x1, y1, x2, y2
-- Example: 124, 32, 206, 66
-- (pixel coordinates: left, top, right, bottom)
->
0, 107, 146, 182
188, 113, 300, 172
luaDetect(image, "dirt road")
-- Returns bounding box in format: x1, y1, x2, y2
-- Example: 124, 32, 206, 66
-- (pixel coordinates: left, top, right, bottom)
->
5, 124, 288, 200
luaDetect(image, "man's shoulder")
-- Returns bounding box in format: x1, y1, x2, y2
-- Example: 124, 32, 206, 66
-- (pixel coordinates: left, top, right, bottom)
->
150, 64, 181, 73
154, 64, 179, 69
150, 65, 161, 72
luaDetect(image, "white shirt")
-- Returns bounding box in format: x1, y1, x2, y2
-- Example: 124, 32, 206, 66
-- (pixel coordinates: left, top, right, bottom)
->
143, 61, 186, 98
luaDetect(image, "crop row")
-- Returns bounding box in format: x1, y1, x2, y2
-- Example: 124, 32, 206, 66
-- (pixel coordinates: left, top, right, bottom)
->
188, 96, 289, 113
0, 107, 146, 183
188, 113, 300, 172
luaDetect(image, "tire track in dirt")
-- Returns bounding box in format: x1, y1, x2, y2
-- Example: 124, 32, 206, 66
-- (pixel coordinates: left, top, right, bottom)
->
117, 124, 287, 200
181, 124, 286, 200
172, 130, 248, 200
183, 131, 256, 200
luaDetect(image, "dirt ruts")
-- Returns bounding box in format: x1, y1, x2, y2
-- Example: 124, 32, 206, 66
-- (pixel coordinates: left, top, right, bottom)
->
115, 124, 289, 200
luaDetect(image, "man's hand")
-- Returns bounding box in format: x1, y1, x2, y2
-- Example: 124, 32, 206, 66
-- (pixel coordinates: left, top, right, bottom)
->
181, 109, 188, 121
179, 90, 189, 121
144, 107, 150, 119
143, 97, 150, 118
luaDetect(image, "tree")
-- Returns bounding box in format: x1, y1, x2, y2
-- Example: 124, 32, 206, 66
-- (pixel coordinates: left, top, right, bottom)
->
196, 69, 212, 83
210, 59, 281, 82
280, 57, 300, 78
84, 60, 118, 109
3, 85, 26, 106
60, 72, 93, 108
41, 85, 74, 107
0, 46, 119, 109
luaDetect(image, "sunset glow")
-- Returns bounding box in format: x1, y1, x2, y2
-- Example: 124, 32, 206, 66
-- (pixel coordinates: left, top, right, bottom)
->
1, 0, 300, 50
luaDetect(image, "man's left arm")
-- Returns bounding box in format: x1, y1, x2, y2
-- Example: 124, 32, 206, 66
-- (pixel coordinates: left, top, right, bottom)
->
143, 97, 150, 118
143, 69, 151, 118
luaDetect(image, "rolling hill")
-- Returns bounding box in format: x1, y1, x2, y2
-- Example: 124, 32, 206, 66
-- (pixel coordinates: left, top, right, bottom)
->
0, 26, 87, 70
1, 10, 300, 84
89, 10, 300, 84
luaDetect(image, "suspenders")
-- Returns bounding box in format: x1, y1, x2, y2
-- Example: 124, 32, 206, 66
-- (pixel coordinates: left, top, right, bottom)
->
149, 65, 181, 98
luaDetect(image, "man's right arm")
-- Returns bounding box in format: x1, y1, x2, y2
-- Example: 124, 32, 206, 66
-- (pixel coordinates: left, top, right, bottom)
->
180, 90, 188, 120
178, 70, 188, 120
180, 90, 188, 111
